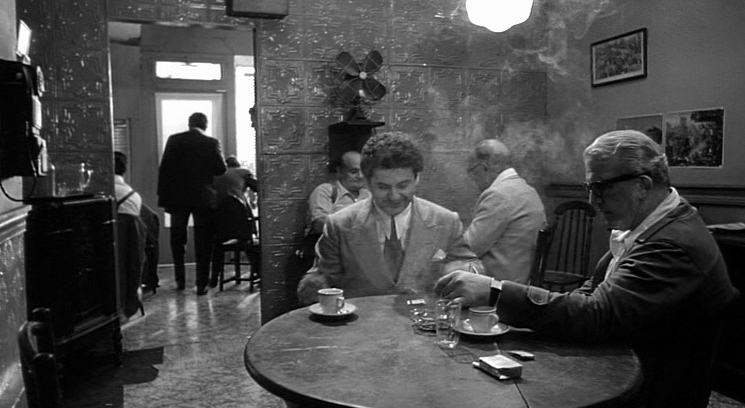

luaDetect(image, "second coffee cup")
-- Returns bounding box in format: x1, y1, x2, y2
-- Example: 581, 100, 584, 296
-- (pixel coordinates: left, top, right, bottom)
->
468, 306, 499, 333
318, 288, 345, 314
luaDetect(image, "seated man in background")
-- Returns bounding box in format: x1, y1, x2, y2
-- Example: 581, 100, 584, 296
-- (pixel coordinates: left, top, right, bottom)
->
116, 151, 161, 293
296, 150, 371, 264
114, 151, 142, 216
297, 132, 480, 305
307, 150, 370, 236
213, 156, 257, 205
449, 139, 546, 283
114, 151, 146, 317
435, 130, 738, 408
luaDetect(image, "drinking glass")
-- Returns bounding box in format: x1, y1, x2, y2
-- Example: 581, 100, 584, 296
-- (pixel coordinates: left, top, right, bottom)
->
435, 299, 461, 349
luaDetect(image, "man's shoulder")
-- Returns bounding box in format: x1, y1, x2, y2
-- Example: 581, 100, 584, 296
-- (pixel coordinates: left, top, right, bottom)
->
414, 197, 458, 219
484, 177, 543, 205
170, 129, 217, 143
327, 198, 370, 223
310, 182, 335, 197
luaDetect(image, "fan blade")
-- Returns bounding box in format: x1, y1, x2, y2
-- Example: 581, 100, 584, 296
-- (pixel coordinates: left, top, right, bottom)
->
336, 52, 361, 76
361, 50, 383, 74
361, 78, 387, 101
338, 78, 363, 104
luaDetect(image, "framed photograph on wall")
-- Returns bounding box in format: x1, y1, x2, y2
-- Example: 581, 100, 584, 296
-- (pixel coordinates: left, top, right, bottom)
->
591, 28, 647, 87
664, 108, 724, 168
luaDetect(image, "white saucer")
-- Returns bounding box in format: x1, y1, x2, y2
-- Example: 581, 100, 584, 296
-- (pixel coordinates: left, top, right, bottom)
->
456, 320, 510, 337
309, 302, 357, 318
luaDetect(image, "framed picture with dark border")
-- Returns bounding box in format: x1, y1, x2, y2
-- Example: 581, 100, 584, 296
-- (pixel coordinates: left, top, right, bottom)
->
591, 28, 647, 87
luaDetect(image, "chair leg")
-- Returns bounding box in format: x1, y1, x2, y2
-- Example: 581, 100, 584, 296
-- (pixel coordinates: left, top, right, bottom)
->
248, 247, 260, 292
218, 250, 226, 292
233, 249, 242, 285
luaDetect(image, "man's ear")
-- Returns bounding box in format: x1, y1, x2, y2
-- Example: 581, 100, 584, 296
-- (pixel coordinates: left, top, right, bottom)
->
637, 175, 653, 198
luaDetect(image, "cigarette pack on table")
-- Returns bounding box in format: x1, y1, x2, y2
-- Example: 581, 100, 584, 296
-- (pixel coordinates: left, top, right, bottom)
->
474, 354, 523, 380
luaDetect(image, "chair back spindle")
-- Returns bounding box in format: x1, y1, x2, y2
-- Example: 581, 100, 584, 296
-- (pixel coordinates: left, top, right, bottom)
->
531, 200, 596, 292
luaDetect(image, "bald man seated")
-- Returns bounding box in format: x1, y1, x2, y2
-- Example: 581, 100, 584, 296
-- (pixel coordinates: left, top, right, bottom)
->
306, 150, 371, 237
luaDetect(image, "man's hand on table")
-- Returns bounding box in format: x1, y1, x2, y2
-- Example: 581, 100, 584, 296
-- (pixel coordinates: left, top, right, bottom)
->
434, 271, 494, 307
297, 271, 328, 306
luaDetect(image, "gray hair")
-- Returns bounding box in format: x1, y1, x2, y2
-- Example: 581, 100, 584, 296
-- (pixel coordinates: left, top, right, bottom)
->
473, 139, 512, 167
583, 130, 670, 187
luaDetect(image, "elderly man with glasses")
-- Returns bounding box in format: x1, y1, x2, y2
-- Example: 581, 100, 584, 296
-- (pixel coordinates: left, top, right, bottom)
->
435, 130, 738, 408
450, 138, 546, 283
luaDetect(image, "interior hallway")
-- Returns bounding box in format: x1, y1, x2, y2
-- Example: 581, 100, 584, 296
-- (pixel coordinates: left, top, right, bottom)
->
18, 265, 745, 408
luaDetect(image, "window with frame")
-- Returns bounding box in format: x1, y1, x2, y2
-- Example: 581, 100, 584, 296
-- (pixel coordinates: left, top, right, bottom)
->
155, 61, 222, 80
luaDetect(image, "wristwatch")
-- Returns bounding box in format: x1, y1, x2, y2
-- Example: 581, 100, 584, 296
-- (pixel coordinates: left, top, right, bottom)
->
489, 278, 502, 306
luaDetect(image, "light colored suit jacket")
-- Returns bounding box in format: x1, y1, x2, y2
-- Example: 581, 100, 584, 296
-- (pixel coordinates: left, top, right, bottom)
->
297, 197, 478, 305
451, 168, 545, 283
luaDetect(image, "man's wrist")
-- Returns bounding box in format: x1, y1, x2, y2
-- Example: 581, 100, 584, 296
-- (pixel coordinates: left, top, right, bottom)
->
489, 278, 502, 306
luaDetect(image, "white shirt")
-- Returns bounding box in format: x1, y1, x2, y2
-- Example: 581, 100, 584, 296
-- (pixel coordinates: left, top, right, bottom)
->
605, 187, 681, 279
115, 175, 142, 216
373, 201, 413, 251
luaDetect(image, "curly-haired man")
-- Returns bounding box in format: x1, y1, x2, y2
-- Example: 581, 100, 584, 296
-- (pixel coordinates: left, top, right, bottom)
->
297, 131, 481, 305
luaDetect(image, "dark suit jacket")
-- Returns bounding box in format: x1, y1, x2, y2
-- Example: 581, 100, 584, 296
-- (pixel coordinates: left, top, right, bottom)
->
497, 198, 738, 408
157, 128, 227, 211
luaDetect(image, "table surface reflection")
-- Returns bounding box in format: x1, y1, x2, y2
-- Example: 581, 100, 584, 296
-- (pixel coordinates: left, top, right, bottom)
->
244, 294, 642, 408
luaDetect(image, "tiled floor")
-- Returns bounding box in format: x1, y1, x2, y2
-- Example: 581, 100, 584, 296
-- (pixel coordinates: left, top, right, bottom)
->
59, 265, 285, 408
41, 265, 744, 408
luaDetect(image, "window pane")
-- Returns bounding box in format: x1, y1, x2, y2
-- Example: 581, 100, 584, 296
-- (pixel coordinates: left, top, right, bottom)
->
155, 61, 222, 80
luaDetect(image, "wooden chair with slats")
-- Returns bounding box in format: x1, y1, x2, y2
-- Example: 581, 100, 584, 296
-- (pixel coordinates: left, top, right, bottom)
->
530, 200, 597, 292
211, 194, 261, 292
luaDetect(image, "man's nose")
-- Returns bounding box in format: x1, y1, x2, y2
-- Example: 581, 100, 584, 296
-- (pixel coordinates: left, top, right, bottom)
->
389, 188, 401, 200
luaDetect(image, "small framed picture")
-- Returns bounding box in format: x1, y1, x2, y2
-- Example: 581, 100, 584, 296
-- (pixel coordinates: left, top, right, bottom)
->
591, 28, 647, 87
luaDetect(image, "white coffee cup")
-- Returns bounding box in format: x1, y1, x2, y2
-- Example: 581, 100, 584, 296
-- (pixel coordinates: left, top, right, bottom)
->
318, 288, 345, 314
468, 306, 499, 333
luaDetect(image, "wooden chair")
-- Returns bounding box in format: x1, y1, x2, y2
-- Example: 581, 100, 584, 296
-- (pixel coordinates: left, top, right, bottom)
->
530, 200, 597, 292
211, 194, 261, 292
17, 308, 61, 408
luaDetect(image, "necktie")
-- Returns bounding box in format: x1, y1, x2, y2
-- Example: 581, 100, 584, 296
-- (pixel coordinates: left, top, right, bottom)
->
384, 216, 405, 280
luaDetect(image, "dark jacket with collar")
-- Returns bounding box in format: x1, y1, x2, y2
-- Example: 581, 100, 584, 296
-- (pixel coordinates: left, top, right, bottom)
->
498, 198, 738, 408
157, 128, 227, 211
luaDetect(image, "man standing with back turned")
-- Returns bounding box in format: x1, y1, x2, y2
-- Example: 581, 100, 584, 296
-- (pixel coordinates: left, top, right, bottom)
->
435, 130, 738, 408
450, 139, 546, 283
158, 112, 227, 295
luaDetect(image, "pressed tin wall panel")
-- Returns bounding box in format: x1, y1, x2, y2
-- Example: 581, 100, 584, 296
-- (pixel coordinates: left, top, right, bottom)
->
19, 0, 114, 196
0, 210, 28, 402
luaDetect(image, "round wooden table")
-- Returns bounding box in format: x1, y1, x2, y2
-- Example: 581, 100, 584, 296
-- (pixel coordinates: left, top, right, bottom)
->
245, 295, 643, 408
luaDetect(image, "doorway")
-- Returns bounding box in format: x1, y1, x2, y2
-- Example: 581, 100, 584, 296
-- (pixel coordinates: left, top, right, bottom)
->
108, 23, 256, 266
155, 92, 226, 230
155, 92, 226, 160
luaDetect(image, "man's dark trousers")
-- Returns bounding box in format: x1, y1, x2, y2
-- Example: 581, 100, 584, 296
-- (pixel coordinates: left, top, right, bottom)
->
169, 206, 216, 290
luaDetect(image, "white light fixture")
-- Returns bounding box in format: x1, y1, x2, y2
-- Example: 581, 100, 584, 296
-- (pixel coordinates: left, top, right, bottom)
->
466, 0, 534, 33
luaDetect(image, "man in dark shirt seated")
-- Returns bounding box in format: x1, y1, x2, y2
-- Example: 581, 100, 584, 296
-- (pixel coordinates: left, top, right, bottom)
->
435, 130, 738, 408
213, 156, 257, 205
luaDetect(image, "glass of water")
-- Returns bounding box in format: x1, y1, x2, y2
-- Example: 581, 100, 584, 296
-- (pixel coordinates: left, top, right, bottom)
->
435, 299, 461, 349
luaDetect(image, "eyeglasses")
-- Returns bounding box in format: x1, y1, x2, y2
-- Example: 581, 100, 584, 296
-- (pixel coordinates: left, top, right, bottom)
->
583, 173, 648, 198
467, 161, 486, 173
